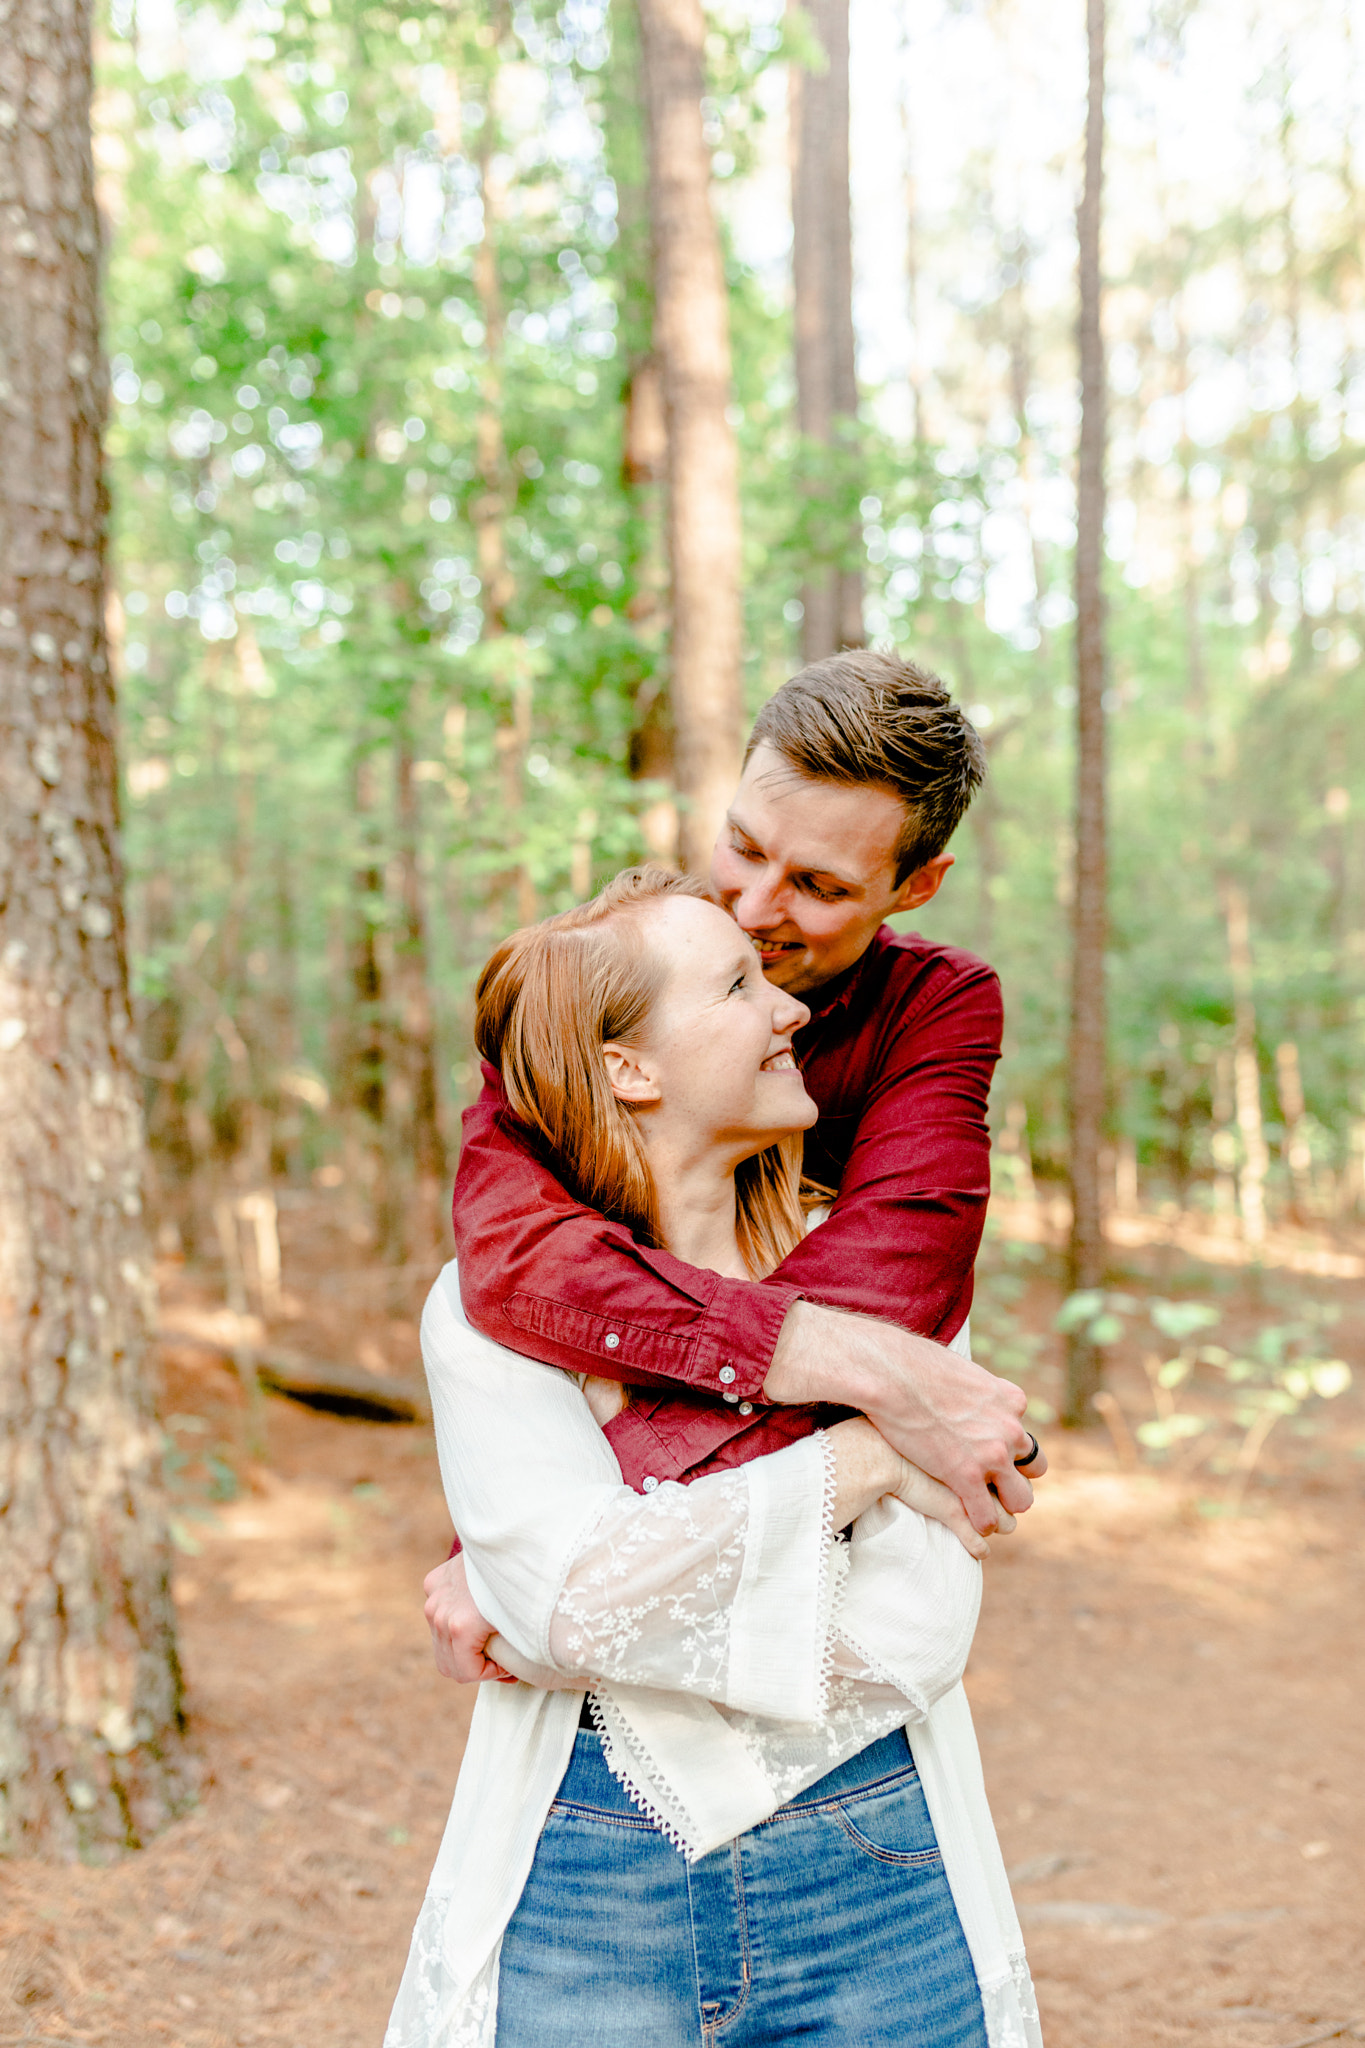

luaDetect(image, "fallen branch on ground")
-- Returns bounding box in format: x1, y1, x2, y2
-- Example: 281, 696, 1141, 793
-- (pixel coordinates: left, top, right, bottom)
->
157, 1326, 429, 1423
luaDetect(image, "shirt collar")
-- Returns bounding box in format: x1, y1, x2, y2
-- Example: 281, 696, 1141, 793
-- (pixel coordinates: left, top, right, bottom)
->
800, 925, 893, 1027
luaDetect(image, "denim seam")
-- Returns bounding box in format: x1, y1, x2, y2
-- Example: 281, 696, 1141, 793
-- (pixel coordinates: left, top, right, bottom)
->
545, 1799, 663, 1831
753, 1761, 920, 1823
831, 1807, 945, 1868
700, 1839, 754, 2042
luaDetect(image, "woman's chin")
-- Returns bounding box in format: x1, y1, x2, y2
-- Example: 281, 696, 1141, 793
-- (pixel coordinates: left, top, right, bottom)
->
754, 1075, 818, 1131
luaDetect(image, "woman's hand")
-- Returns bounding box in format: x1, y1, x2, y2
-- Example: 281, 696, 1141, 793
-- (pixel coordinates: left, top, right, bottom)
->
424, 1556, 586, 1693
423, 1555, 519, 1685
824, 1415, 998, 1560
887, 1459, 998, 1561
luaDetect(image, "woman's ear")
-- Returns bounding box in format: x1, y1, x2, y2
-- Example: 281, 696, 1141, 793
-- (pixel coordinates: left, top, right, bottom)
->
602, 1042, 662, 1106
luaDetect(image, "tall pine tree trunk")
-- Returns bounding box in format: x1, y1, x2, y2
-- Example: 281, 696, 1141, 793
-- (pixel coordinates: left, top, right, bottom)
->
473, 83, 534, 926
0, 0, 188, 1852
637, 0, 744, 874
1063, 0, 1109, 1428
392, 732, 447, 1257
791, 0, 863, 660
609, 0, 677, 864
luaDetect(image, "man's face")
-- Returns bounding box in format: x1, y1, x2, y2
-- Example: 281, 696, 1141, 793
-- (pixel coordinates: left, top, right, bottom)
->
709, 743, 953, 997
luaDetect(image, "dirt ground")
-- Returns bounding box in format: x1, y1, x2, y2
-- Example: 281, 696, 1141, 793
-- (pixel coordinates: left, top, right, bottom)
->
2, 1196, 1363, 2048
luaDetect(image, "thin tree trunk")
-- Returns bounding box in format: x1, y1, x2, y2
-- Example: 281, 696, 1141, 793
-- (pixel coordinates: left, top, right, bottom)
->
392, 732, 448, 1256
473, 89, 534, 924
1063, 0, 1108, 1429
345, 750, 387, 1245
1220, 881, 1269, 1246
898, 21, 926, 450
637, 0, 744, 874
1274, 1039, 1313, 1220
609, 0, 678, 864
0, 0, 188, 1852
791, 0, 863, 660
1175, 314, 1269, 1245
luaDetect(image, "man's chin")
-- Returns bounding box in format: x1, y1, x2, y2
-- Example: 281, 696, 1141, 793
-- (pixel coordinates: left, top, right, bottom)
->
757, 948, 819, 994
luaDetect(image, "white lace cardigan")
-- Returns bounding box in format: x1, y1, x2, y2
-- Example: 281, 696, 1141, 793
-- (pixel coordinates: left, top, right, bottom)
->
385, 1261, 1042, 2048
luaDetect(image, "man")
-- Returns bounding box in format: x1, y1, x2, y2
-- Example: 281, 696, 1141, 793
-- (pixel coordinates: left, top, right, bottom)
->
428, 650, 1041, 1676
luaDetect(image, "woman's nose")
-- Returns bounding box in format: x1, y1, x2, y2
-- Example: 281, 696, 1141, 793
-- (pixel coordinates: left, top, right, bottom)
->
773, 989, 810, 1034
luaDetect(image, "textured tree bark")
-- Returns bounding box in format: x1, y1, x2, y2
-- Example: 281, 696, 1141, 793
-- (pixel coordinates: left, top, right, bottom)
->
637, 0, 743, 874
1063, 0, 1109, 1429
791, 0, 863, 661
0, 0, 189, 1852
608, 1, 678, 865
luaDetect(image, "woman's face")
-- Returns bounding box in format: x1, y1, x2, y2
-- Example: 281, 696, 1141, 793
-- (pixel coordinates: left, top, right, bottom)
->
608, 895, 819, 1160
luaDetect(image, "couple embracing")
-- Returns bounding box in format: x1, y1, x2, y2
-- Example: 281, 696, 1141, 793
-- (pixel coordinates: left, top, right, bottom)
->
386, 651, 1046, 2048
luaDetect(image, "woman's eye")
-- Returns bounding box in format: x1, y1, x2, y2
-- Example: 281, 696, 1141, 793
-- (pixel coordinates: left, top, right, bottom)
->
729, 974, 748, 995
732, 838, 762, 862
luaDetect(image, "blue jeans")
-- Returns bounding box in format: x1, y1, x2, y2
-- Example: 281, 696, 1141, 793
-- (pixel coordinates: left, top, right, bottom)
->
496, 1727, 988, 2047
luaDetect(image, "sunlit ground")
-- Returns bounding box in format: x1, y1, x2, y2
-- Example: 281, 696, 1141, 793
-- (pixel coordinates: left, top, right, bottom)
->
1, 1193, 1362, 2047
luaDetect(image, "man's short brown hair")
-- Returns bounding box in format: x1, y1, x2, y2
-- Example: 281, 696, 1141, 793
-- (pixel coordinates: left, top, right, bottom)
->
745, 650, 986, 884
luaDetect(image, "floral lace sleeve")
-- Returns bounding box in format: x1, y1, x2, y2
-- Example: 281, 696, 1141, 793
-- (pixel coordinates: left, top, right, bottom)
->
548, 1469, 750, 1698
545, 1436, 836, 1721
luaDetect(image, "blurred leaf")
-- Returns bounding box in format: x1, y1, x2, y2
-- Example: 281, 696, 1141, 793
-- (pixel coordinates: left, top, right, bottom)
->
1308, 1360, 1352, 1399
1150, 1299, 1221, 1340
1136, 1413, 1208, 1448
1056, 1290, 1105, 1333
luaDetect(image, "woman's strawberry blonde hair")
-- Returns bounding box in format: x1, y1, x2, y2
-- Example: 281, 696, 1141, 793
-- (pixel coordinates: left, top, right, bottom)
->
474, 865, 806, 1278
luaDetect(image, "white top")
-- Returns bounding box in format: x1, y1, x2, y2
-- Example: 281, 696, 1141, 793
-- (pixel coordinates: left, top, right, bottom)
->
385, 1262, 1042, 2048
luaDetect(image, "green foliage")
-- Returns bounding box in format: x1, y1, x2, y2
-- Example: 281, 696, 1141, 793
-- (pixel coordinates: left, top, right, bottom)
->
97, 0, 1365, 1240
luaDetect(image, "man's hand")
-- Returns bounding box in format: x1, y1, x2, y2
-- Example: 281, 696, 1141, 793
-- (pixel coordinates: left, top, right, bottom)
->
423, 1554, 518, 1685
765, 1300, 1044, 1536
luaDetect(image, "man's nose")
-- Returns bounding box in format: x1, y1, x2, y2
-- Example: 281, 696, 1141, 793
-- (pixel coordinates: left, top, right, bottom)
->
735, 869, 784, 929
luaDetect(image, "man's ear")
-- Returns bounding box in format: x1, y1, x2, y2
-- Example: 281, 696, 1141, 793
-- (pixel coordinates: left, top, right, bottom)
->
889, 851, 954, 915
602, 1042, 662, 1106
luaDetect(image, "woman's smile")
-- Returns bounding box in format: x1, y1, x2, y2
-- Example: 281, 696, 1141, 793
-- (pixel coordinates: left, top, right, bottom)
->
759, 1048, 798, 1072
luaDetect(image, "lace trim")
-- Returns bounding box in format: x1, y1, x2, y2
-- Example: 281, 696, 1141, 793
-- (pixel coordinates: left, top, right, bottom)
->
585, 1688, 700, 1857
977, 1950, 1044, 2048
381, 1887, 498, 2048
812, 1430, 844, 1724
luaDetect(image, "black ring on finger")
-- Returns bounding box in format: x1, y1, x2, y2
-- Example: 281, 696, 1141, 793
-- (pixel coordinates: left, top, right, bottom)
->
1014, 1431, 1041, 1470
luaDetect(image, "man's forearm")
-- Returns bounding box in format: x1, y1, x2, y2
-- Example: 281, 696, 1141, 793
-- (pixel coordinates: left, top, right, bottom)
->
764, 1299, 1037, 1533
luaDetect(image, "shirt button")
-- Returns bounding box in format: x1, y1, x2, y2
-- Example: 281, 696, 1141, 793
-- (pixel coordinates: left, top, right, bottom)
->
738, 1402, 753, 1416
718, 1365, 736, 1384
723, 1391, 738, 1405
642, 1475, 659, 1492
604, 1333, 620, 1350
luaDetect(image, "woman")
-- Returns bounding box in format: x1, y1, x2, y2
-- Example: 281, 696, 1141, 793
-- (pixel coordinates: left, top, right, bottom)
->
385, 868, 1041, 2048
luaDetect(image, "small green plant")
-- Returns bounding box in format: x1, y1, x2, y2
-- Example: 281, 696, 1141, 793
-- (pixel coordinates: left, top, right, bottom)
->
1055, 1289, 1354, 1496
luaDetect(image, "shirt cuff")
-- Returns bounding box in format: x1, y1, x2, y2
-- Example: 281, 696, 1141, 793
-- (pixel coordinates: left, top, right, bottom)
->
502, 1276, 802, 1404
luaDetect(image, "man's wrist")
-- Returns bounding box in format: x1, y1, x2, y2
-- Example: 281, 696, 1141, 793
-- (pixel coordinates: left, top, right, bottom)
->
764, 1300, 892, 1411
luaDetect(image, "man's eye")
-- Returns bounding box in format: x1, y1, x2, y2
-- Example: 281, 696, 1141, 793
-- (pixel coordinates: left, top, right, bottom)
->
729, 973, 748, 995
800, 877, 845, 902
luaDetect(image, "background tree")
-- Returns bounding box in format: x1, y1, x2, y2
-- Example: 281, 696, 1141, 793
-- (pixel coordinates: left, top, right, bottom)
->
1063, 0, 1109, 1427
85, 0, 1365, 1302
0, 0, 187, 1853
636, 0, 744, 872
790, 0, 863, 660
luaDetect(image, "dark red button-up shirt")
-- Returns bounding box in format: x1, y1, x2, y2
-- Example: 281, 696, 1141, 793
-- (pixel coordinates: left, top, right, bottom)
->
452, 926, 1002, 1489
